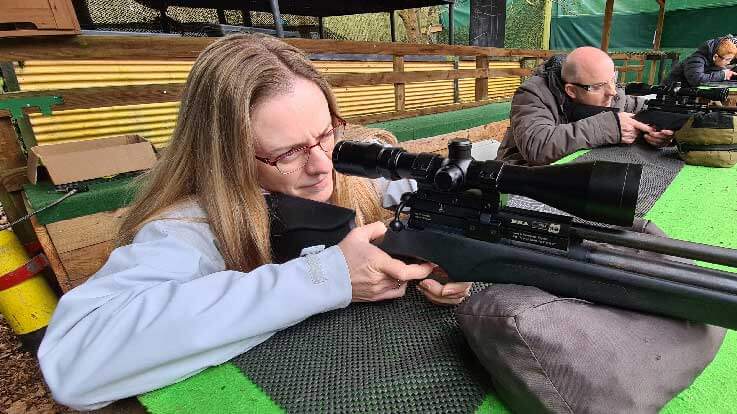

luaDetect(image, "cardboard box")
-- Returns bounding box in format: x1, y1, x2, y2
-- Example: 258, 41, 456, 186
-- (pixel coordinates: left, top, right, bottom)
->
27, 135, 157, 185
1, 0, 80, 38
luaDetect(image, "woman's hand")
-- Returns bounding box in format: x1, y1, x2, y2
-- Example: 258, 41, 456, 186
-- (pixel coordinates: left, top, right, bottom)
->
338, 222, 434, 302
417, 266, 472, 306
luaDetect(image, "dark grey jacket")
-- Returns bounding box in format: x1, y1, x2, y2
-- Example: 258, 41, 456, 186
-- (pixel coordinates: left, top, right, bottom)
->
497, 65, 644, 166
666, 38, 728, 87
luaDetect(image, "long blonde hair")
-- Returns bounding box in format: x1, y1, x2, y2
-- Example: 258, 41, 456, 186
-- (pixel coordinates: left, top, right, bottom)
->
117, 34, 385, 271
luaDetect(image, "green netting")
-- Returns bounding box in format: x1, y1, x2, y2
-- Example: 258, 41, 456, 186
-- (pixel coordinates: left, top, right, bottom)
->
555, 0, 737, 16
440, 0, 469, 30
551, 0, 737, 50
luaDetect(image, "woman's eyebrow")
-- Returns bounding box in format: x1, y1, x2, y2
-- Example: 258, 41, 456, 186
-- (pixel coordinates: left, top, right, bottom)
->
268, 123, 333, 155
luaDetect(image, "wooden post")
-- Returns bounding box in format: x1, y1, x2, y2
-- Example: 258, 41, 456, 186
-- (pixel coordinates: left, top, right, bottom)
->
601, 0, 615, 51
620, 56, 629, 83
448, 2, 455, 45
393, 56, 405, 111
635, 55, 644, 82
159, 5, 169, 33
0, 62, 37, 148
241, 9, 252, 26
654, 0, 665, 50
390, 11, 396, 42
0, 117, 34, 243
318, 17, 324, 39
647, 57, 657, 84
453, 58, 460, 103
475, 56, 489, 101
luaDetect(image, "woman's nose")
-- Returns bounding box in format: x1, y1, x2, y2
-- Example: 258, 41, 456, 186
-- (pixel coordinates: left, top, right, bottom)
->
304, 145, 332, 174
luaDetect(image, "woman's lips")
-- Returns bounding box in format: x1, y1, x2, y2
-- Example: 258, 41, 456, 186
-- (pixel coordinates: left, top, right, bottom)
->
303, 177, 329, 191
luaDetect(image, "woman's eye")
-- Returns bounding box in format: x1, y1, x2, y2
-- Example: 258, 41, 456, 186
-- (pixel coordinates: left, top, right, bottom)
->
281, 148, 303, 161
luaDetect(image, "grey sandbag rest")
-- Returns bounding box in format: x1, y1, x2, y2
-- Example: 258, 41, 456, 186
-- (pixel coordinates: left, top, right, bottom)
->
456, 284, 725, 414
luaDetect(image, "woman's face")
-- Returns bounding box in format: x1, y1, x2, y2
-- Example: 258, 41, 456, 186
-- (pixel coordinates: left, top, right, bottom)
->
252, 78, 335, 203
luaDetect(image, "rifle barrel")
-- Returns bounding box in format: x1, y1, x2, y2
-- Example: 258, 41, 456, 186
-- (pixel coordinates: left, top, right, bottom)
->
572, 225, 737, 269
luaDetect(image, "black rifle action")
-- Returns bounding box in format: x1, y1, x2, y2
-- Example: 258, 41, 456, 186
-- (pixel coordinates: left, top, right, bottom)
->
323, 139, 737, 330
568, 82, 737, 132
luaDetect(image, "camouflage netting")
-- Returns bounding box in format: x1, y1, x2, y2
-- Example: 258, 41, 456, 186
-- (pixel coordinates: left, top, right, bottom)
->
75, 0, 441, 42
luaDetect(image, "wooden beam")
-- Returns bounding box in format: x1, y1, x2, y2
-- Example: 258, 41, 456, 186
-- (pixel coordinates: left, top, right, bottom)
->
393, 56, 405, 111
344, 99, 507, 125
0, 66, 531, 117
475, 56, 489, 101
601, 0, 615, 52
617, 65, 645, 72
325, 67, 530, 88
0, 83, 184, 117
654, 0, 666, 51
0, 35, 562, 61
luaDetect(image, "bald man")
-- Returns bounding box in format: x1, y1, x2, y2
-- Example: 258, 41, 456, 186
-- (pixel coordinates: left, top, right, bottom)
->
497, 47, 674, 165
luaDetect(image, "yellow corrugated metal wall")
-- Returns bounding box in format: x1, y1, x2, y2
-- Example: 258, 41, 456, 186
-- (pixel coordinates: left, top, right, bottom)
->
15, 59, 519, 148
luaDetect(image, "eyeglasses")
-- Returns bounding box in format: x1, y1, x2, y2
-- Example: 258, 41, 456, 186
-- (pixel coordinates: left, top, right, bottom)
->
255, 117, 346, 175
569, 72, 619, 93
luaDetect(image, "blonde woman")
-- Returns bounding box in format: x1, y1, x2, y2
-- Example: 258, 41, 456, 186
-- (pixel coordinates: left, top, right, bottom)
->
37, 34, 471, 410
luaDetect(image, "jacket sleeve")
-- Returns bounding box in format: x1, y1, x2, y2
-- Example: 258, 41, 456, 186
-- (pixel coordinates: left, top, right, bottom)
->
683, 55, 726, 85
37, 218, 352, 411
510, 87, 621, 166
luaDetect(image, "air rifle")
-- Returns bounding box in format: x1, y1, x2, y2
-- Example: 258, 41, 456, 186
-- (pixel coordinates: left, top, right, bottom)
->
568, 82, 737, 132
331, 139, 737, 330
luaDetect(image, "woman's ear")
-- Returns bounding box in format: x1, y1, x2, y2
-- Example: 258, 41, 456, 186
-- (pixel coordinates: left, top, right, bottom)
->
564, 83, 577, 100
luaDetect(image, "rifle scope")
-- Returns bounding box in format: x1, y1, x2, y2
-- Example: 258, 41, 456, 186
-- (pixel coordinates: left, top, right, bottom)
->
625, 82, 728, 102
333, 139, 642, 227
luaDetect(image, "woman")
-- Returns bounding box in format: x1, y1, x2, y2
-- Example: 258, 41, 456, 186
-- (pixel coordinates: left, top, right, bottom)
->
38, 34, 471, 410
666, 35, 737, 86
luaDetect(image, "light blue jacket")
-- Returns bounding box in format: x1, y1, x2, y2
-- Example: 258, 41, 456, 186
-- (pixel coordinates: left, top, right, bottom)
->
38, 178, 415, 410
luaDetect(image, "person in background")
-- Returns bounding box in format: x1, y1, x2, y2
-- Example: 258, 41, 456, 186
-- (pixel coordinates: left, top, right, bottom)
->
37, 34, 470, 411
497, 46, 674, 165
666, 35, 737, 87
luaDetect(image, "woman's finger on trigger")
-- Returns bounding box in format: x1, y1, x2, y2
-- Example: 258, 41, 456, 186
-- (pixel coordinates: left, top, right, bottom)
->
441, 282, 471, 297
419, 278, 444, 297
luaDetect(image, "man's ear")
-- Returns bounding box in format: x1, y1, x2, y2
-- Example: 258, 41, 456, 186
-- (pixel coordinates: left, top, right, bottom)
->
563, 83, 577, 100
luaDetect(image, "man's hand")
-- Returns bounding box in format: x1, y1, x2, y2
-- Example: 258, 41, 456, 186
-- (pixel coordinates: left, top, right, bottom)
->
618, 112, 655, 144
724, 69, 737, 80
643, 129, 674, 147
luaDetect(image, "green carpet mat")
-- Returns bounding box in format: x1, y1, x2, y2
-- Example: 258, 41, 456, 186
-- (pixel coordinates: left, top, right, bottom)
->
367, 102, 511, 142
23, 175, 138, 225
139, 155, 737, 414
